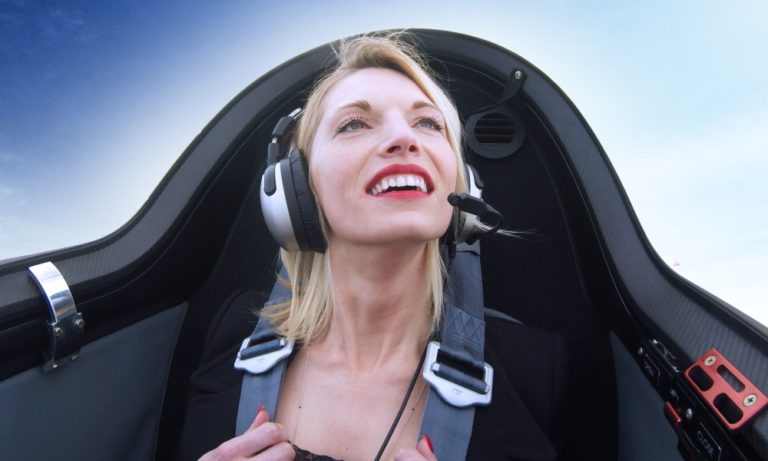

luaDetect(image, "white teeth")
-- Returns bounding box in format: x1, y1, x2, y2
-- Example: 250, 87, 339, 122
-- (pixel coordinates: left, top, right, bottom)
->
368, 174, 429, 195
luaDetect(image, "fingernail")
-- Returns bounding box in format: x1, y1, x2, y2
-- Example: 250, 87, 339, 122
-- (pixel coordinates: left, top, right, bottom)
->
257, 404, 265, 416
423, 434, 434, 453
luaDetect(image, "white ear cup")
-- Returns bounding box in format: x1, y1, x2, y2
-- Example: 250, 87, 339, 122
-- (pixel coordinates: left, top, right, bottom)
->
262, 110, 488, 250
261, 161, 300, 251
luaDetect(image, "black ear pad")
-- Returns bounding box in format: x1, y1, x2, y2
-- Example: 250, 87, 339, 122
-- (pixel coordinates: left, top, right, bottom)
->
283, 149, 326, 253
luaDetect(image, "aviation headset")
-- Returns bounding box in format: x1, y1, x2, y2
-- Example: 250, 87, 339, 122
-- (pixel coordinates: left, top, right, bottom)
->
260, 108, 497, 253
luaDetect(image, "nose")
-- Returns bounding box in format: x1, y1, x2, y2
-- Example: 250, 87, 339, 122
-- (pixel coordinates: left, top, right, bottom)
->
383, 118, 419, 156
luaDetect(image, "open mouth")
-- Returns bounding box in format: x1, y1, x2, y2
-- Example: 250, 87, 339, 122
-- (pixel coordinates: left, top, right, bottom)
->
368, 174, 429, 195
366, 164, 434, 196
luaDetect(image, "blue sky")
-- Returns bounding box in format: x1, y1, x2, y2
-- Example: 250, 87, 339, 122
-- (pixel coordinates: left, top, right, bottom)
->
1, 1, 766, 324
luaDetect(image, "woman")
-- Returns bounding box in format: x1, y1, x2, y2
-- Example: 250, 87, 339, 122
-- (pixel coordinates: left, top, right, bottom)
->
177, 34, 568, 461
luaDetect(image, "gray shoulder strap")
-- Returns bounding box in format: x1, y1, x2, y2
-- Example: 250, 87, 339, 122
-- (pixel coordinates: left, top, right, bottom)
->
420, 242, 491, 461
234, 244, 491, 459
236, 351, 288, 435
234, 276, 292, 435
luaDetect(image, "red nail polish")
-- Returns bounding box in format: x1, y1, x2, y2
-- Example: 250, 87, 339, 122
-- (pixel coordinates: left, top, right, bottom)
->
423, 434, 434, 453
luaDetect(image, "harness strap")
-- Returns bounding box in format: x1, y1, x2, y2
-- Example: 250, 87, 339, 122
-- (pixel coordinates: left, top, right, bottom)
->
420, 242, 487, 460
234, 242, 490, 461
235, 279, 291, 435
236, 352, 288, 435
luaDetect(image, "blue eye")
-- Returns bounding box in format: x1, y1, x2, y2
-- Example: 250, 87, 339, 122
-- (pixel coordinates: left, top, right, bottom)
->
418, 117, 443, 131
339, 118, 367, 132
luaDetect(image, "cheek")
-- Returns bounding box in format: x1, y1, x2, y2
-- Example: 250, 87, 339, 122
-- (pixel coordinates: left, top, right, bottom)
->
308, 152, 356, 222
309, 163, 337, 213
440, 150, 459, 192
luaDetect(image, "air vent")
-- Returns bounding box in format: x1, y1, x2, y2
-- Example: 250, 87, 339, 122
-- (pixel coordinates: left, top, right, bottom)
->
474, 112, 517, 144
465, 107, 525, 159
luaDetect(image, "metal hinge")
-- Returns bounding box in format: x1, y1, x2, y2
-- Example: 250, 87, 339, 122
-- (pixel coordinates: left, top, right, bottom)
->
28, 261, 84, 372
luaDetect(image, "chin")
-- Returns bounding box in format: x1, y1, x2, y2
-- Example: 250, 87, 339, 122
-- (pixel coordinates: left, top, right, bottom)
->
329, 224, 444, 247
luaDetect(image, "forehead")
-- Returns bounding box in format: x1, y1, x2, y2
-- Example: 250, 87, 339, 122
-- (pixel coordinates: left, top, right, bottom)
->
322, 67, 433, 110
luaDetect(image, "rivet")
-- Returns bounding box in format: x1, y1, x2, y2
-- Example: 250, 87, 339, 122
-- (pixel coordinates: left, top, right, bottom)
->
704, 355, 717, 366
74, 318, 85, 329
744, 394, 758, 407
514, 70, 523, 80
685, 408, 694, 420
71, 355, 79, 361
637, 346, 645, 356
51, 362, 58, 369
670, 389, 679, 401
54, 326, 64, 337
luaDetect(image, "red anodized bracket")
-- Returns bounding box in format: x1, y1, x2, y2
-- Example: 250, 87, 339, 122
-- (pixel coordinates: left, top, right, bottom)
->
684, 348, 768, 431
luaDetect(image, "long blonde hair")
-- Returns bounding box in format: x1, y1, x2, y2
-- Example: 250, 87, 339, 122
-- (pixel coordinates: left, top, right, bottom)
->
264, 33, 468, 343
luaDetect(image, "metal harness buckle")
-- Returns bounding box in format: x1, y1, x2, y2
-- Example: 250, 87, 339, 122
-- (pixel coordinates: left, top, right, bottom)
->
234, 336, 294, 374
422, 341, 493, 407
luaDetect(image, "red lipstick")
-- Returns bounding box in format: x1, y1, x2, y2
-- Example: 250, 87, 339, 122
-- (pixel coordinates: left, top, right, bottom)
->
365, 164, 434, 194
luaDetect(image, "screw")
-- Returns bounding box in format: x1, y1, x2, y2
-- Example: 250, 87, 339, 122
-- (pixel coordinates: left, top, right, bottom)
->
685, 408, 694, 420
514, 70, 524, 80
704, 355, 716, 366
54, 326, 64, 337
74, 318, 85, 329
638, 346, 645, 356
744, 394, 758, 407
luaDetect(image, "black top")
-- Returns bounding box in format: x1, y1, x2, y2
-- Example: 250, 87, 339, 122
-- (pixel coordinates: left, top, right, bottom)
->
175, 290, 571, 461
293, 443, 343, 461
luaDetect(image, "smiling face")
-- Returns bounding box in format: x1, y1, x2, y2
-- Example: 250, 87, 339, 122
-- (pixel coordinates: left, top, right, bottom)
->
308, 67, 458, 247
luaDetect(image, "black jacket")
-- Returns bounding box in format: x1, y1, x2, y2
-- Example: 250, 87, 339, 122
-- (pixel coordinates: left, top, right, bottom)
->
175, 289, 570, 460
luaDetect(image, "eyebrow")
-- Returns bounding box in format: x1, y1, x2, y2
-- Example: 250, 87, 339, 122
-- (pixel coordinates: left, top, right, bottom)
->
412, 100, 439, 111
333, 99, 440, 114
334, 100, 372, 113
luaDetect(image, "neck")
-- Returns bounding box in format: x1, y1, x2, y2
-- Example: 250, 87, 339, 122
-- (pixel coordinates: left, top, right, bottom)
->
316, 238, 433, 372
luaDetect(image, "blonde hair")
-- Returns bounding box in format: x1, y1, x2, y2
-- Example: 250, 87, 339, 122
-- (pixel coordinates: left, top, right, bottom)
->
264, 33, 468, 343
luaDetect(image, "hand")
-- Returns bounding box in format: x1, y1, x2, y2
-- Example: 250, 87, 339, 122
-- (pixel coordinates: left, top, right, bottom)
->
394, 434, 437, 461
199, 406, 295, 461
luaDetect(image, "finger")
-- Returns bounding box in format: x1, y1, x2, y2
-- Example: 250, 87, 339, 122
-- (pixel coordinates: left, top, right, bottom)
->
249, 441, 295, 460
248, 405, 269, 431
416, 434, 437, 460
210, 422, 290, 459
393, 448, 424, 461
239, 422, 291, 455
